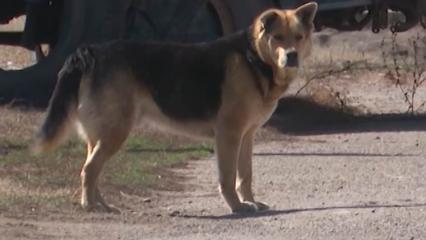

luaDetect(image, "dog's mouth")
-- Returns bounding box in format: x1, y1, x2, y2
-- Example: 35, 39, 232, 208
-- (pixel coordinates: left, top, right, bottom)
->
276, 47, 299, 69
285, 49, 298, 68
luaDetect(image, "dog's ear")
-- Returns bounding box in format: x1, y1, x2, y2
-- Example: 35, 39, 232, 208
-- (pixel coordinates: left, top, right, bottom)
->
261, 10, 279, 33
254, 10, 280, 39
295, 2, 318, 27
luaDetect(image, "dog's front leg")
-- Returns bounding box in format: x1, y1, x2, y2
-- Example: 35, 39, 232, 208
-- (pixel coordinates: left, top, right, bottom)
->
236, 127, 269, 211
215, 126, 261, 213
236, 127, 255, 202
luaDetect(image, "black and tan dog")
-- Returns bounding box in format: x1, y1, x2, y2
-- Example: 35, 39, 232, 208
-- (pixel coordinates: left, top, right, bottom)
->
34, 2, 318, 213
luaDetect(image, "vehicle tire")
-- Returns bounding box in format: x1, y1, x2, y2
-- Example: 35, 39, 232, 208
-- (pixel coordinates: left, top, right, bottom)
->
209, 0, 234, 35
0, 0, 87, 107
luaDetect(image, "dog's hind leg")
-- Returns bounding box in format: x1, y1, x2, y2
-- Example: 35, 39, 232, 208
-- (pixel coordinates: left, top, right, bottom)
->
80, 123, 131, 213
84, 140, 111, 210
236, 126, 269, 211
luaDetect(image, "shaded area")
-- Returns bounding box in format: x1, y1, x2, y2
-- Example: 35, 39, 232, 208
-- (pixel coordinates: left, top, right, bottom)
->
181, 202, 426, 220
268, 97, 426, 135
127, 146, 214, 154
254, 152, 416, 157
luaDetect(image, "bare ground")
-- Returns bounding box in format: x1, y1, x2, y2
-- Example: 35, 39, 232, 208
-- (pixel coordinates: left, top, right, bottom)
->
1, 26, 426, 239
1, 131, 426, 240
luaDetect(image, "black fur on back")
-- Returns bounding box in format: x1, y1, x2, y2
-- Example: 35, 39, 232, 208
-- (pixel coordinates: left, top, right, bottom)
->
87, 30, 251, 121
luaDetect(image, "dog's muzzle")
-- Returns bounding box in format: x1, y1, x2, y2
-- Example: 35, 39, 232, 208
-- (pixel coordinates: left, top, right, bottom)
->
285, 49, 298, 67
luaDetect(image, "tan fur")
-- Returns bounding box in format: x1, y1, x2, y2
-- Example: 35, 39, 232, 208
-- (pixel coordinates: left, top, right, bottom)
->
35, 2, 318, 213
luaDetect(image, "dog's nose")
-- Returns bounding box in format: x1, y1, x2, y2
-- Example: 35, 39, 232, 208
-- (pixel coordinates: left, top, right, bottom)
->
286, 50, 298, 67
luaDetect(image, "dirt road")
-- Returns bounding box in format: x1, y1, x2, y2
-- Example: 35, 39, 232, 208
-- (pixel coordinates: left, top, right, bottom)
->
1, 129, 426, 240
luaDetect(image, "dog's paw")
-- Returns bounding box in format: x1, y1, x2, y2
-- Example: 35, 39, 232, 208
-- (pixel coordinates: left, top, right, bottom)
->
232, 201, 270, 213
82, 202, 121, 214
253, 201, 270, 211
232, 201, 258, 213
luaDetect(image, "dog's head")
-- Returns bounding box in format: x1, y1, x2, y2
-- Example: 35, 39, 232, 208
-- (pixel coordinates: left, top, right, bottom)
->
251, 2, 318, 79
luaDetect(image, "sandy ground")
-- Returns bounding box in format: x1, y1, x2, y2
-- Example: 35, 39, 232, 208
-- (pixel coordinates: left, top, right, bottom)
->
1, 24, 426, 239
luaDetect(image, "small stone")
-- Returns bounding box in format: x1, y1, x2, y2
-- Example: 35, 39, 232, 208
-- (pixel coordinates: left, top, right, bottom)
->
169, 210, 180, 217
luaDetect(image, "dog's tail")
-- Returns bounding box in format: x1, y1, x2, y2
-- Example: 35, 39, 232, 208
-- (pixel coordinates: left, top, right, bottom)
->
33, 47, 95, 153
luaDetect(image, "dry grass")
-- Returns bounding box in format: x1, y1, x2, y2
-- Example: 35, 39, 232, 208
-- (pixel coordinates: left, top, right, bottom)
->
381, 32, 426, 114
294, 26, 426, 114
0, 107, 41, 139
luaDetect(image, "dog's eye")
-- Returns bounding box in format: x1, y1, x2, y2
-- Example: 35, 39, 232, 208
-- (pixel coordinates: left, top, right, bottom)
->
295, 34, 304, 41
273, 34, 285, 41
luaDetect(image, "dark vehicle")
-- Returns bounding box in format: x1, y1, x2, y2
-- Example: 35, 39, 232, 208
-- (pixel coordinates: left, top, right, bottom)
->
0, 0, 424, 106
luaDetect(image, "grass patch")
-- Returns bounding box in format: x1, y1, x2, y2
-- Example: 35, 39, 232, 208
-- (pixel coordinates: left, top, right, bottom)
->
0, 191, 68, 213
0, 133, 212, 213
109, 136, 212, 188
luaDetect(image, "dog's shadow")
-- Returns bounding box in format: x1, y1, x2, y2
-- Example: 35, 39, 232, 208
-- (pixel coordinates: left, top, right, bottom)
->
269, 97, 426, 135
180, 202, 426, 220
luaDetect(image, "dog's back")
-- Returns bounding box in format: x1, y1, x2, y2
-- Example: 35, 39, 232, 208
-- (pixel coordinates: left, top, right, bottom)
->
34, 30, 253, 152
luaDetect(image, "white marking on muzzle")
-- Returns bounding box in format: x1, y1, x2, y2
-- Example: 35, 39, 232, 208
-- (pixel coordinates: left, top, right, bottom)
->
277, 47, 297, 68
276, 47, 287, 68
